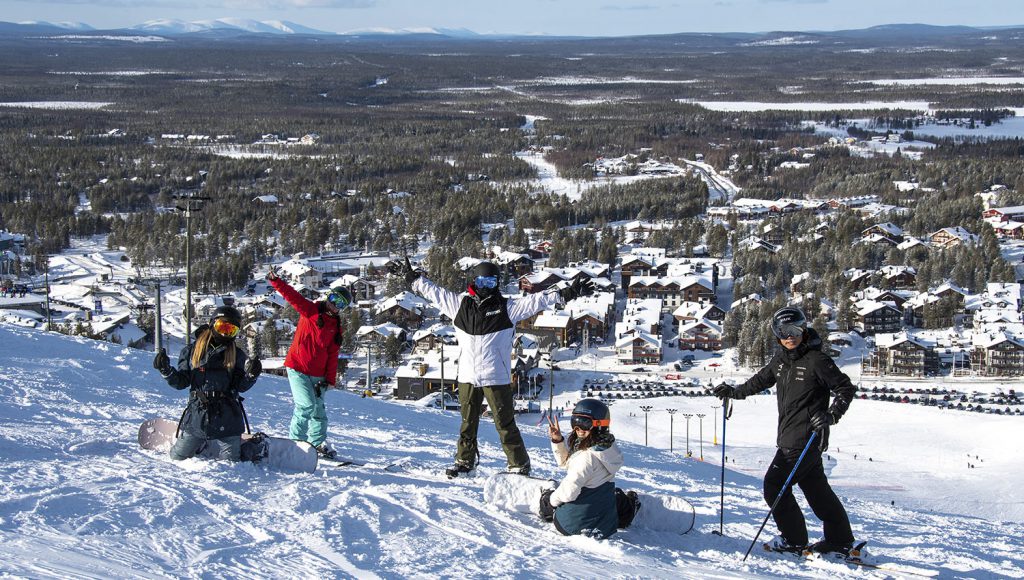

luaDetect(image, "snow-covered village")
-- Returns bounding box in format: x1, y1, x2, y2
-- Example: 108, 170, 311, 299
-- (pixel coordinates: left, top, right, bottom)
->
3, 9, 1024, 580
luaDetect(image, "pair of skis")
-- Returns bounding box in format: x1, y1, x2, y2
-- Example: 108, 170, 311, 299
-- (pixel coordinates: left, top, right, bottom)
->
763, 540, 939, 578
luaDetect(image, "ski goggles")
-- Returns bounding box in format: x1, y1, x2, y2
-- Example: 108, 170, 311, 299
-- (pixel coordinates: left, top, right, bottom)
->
212, 318, 240, 339
774, 324, 804, 340
570, 413, 610, 431
474, 275, 498, 289
327, 292, 350, 310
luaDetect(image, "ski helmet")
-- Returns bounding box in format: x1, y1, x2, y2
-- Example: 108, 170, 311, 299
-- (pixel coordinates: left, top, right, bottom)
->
570, 398, 611, 432
325, 287, 353, 311
470, 261, 501, 297
771, 306, 807, 340
209, 305, 243, 340
210, 305, 242, 327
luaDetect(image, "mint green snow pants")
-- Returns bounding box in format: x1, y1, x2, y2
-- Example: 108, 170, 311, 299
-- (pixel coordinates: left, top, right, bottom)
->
287, 368, 328, 447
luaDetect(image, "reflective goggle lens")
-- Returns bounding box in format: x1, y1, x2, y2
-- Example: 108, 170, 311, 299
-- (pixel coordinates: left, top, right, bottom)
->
570, 414, 594, 431
777, 324, 803, 339
328, 292, 350, 310
475, 276, 498, 289
212, 318, 240, 338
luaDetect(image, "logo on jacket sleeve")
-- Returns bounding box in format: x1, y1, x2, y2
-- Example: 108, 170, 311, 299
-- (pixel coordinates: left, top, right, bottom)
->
485, 309, 501, 317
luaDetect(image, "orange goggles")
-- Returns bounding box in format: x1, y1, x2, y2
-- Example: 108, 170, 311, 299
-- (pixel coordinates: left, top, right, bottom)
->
212, 318, 240, 338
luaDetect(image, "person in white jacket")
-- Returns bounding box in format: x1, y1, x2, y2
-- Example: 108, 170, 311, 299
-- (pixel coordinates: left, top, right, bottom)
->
541, 399, 633, 538
397, 258, 594, 478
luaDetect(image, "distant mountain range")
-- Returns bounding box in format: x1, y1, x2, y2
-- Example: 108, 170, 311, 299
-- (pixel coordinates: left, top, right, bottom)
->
7, 18, 486, 38
2, 19, 1022, 41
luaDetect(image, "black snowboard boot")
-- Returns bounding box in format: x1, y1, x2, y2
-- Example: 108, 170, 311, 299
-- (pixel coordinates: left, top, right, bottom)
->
506, 464, 531, 476
445, 461, 475, 479
315, 442, 337, 460
807, 539, 854, 556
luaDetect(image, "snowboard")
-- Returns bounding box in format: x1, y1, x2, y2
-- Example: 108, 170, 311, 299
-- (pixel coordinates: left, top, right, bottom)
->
138, 417, 318, 474
482, 472, 696, 534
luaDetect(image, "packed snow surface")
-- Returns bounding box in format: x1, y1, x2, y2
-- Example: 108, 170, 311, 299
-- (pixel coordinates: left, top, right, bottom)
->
0, 324, 1021, 578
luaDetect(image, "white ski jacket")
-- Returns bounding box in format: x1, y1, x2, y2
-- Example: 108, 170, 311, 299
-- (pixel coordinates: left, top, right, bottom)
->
413, 276, 562, 387
549, 438, 624, 507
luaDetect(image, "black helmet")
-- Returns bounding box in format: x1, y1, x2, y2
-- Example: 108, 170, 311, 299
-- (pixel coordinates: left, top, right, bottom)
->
571, 398, 611, 432
771, 306, 807, 339
470, 261, 501, 297
325, 287, 353, 310
211, 305, 242, 327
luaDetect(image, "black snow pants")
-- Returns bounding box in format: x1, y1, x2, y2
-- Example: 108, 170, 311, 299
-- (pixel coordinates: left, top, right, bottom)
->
763, 447, 854, 546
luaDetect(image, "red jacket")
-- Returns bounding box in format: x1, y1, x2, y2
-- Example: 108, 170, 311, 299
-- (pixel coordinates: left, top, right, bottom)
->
270, 278, 342, 385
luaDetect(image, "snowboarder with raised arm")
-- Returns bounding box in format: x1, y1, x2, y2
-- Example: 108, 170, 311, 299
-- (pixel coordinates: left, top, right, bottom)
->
713, 306, 857, 556
396, 257, 593, 478
266, 267, 352, 459
153, 305, 262, 461
540, 398, 635, 538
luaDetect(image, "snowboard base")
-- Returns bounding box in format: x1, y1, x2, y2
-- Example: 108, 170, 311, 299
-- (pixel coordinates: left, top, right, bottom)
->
138, 417, 318, 473
483, 472, 695, 534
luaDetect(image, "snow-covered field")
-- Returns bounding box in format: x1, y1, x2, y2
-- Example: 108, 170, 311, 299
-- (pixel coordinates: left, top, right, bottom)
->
683, 101, 934, 113
0, 324, 1021, 578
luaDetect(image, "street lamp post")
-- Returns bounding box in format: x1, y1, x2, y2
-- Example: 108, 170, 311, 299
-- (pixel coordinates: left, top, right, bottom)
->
43, 256, 52, 331
683, 413, 693, 457
697, 413, 706, 460
667, 408, 677, 453
640, 405, 653, 446
711, 405, 720, 446
173, 188, 210, 347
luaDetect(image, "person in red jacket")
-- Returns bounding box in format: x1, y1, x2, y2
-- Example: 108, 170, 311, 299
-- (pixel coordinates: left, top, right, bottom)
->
267, 267, 352, 459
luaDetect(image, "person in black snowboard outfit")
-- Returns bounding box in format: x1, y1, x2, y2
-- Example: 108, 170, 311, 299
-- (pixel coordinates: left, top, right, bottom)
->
153, 305, 262, 461
713, 306, 857, 555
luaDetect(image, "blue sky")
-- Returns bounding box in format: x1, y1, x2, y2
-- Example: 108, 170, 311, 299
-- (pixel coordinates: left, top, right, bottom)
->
3, 0, 1023, 36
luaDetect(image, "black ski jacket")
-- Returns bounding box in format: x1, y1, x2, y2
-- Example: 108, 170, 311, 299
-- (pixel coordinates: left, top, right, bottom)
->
733, 328, 855, 450
162, 326, 257, 438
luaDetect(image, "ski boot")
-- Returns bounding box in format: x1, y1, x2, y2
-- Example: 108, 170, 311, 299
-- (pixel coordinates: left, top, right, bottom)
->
763, 535, 807, 555
805, 539, 858, 560
445, 461, 475, 479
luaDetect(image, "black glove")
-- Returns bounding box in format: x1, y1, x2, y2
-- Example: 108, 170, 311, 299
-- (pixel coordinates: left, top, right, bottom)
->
244, 357, 262, 379
711, 384, 736, 400
810, 410, 835, 431
388, 256, 421, 284
153, 348, 171, 375
559, 277, 594, 303
314, 379, 330, 398
539, 489, 555, 522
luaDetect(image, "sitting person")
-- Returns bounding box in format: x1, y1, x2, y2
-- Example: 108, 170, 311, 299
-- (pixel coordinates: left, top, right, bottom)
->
540, 399, 637, 539
153, 306, 261, 461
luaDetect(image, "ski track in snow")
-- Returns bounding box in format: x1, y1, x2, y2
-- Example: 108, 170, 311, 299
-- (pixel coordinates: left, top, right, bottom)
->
0, 324, 1021, 578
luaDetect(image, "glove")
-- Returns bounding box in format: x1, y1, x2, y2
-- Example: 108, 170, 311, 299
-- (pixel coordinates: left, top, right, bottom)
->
266, 267, 280, 282
539, 489, 555, 522
559, 277, 594, 303
711, 384, 736, 400
388, 256, 421, 284
810, 410, 835, 431
314, 379, 330, 398
153, 348, 171, 375
244, 357, 262, 380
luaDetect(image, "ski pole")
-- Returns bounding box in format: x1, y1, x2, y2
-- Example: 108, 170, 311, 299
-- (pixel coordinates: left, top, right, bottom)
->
714, 398, 732, 536
742, 430, 818, 561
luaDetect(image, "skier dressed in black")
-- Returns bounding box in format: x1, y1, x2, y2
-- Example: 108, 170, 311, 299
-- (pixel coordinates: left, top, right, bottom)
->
713, 306, 857, 556
153, 306, 262, 461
